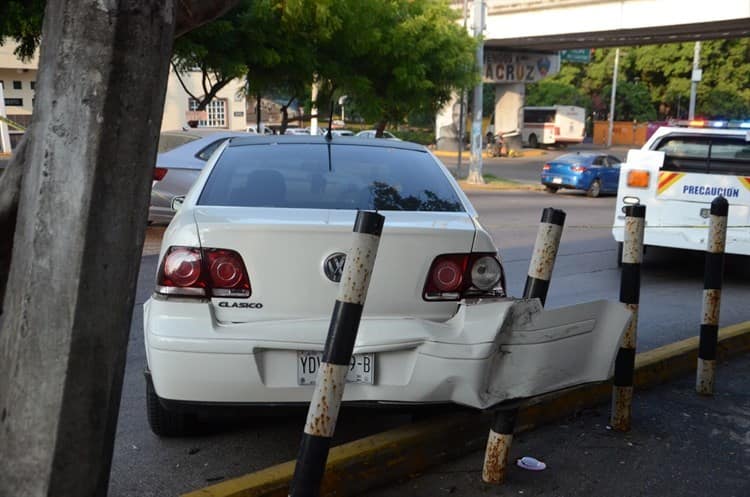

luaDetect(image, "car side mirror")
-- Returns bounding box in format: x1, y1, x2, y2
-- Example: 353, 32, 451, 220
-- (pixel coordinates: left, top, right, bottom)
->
171, 195, 185, 212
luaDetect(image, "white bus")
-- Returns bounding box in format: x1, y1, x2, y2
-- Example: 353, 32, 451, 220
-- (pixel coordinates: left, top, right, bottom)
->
612, 120, 750, 260
519, 105, 586, 148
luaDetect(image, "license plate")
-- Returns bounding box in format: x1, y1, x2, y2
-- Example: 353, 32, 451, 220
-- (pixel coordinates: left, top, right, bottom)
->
297, 351, 374, 385
552, 177, 563, 184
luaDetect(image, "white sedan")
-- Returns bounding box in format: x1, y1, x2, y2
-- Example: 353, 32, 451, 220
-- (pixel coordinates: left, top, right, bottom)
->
144, 136, 629, 436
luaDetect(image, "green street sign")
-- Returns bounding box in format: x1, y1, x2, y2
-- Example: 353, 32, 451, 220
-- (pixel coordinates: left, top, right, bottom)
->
560, 49, 591, 63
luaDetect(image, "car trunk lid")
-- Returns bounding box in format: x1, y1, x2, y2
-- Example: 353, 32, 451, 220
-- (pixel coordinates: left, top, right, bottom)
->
193, 207, 477, 324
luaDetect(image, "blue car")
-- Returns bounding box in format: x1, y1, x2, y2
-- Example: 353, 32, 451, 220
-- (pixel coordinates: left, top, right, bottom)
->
541, 152, 622, 197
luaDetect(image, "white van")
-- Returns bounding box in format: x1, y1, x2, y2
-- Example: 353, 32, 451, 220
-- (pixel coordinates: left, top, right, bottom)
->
612, 121, 750, 260
519, 105, 586, 148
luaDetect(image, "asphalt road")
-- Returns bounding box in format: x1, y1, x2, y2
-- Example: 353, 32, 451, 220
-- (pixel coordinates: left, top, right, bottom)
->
108, 189, 750, 496
440, 145, 632, 184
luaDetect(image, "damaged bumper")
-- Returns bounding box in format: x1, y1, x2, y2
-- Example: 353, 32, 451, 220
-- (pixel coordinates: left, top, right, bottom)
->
145, 297, 630, 409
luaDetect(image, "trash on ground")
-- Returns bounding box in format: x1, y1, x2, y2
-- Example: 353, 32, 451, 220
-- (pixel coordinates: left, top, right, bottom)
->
516, 456, 546, 471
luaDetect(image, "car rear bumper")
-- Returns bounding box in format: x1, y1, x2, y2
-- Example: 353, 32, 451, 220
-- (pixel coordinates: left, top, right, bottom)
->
145, 296, 630, 410
541, 173, 581, 189
144, 297, 514, 409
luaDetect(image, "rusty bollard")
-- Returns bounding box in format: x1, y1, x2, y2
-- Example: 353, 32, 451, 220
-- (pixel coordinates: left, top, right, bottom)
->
696, 196, 728, 395
289, 211, 384, 497
610, 204, 645, 432
482, 207, 566, 484
522, 207, 566, 306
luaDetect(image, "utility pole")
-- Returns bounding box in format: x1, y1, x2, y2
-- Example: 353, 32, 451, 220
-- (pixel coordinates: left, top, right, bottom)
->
688, 41, 702, 120
456, 0, 469, 178
467, 0, 485, 184
607, 48, 620, 148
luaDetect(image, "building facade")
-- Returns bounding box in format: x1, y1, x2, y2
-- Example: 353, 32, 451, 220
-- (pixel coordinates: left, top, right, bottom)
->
161, 67, 248, 131
0, 40, 249, 150
0, 43, 37, 148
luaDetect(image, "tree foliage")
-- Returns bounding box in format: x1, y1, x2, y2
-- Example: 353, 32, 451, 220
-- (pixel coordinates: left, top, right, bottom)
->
171, 3, 248, 110
322, 0, 477, 134
527, 39, 750, 121
235, 0, 476, 134
0, 0, 44, 60
4, 1, 747, 125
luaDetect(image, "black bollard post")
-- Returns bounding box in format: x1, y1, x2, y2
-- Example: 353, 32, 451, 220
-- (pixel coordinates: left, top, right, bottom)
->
696, 196, 728, 395
610, 204, 645, 432
289, 211, 385, 497
482, 208, 566, 484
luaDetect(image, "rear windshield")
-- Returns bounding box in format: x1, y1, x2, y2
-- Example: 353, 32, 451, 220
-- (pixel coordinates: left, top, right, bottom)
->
198, 143, 464, 212
158, 133, 201, 153
553, 154, 593, 165
655, 135, 750, 175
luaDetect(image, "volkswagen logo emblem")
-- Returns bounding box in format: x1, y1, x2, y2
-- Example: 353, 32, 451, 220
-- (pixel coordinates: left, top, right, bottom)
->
323, 252, 347, 282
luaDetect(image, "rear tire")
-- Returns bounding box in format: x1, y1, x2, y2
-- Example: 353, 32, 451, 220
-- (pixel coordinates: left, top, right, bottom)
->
146, 376, 194, 437
587, 179, 601, 198
528, 134, 539, 148
545, 185, 559, 193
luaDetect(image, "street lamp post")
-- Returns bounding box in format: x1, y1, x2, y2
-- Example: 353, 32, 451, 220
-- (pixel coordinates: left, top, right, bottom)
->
607, 48, 620, 149
456, 0, 469, 178
688, 41, 702, 120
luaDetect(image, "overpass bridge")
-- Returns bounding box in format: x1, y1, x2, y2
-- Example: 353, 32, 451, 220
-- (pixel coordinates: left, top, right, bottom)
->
481, 0, 750, 50
437, 0, 750, 150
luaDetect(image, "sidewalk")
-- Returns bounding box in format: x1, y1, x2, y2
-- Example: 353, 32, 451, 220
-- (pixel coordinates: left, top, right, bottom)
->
364, 355, 750, 497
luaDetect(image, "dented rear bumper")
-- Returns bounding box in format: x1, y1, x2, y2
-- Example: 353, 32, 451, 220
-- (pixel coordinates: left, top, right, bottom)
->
144, 297, 630, 409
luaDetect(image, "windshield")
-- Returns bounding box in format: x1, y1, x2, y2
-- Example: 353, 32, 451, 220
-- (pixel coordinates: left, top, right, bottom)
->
656, 135, 750, 175
198, 143, 464, 212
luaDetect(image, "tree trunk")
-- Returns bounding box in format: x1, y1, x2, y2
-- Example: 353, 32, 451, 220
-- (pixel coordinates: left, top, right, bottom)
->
0, 135, 28, 315
0, 0, 239, 325
375, 120, 387, 138
195, 76, 232, 111
281, 106, 289, 134
256, 94, 262, 131
0, 0, 231, 495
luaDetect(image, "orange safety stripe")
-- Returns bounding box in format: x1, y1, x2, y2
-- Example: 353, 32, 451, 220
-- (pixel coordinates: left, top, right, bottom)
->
738, 177, 750, 191
657, 172, 685, 195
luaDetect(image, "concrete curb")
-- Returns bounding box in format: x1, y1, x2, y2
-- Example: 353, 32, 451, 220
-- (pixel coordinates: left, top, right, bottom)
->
183, 320, 750, 497
457, 180, 543, 192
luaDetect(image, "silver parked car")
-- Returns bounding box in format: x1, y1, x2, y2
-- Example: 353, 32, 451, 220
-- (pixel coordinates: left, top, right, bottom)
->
150, 130, 249, 224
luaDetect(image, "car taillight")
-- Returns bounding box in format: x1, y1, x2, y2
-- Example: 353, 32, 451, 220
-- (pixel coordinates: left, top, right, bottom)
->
571, 166, 587, 172
430, 256, 466, 293
156, 246, 251, 298
423, 253, 506, 301
542, 164, 551, 171
153, 167, 168, 181
204, 248, 251, 297
627, 170, 650, 188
